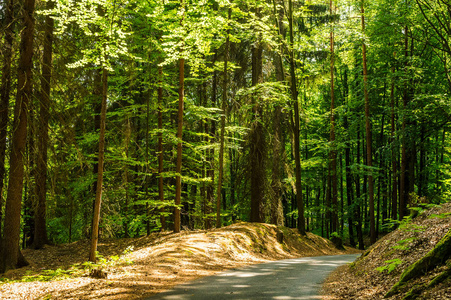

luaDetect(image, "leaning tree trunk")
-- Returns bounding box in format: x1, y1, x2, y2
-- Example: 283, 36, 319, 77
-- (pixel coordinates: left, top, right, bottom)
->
33, 0, 54, 249
1, 0, 36, 272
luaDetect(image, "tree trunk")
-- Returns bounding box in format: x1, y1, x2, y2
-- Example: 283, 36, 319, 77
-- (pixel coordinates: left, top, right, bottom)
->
174, 56, 185, 233
249, 6, 265, 223
215, 7, 231, 228
329, 0, 338, 235
1, 0, 36, 272
362, 2, 376, 244
288, 0, 305, 235
158, 65, 165, 230
33, 0, 54, 249
355, 127, 364, 250
390, 66, 398, 220
271, 0, 285, 226
343, 68, 355, 247
386, 229, 451, 297
0, 0, 16, 245
89, 67, 108, 262
174, 0, 185, 233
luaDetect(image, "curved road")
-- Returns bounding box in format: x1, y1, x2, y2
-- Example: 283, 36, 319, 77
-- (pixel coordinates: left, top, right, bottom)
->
146, 254, 360, 300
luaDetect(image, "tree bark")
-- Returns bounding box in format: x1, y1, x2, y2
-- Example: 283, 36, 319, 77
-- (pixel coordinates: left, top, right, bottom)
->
174, 0, 185, 233
1, 0, 36, 272
329, 0, 338, 234
361, 1, 376, 244
250, 39, 264, 223
270, 0, 285, 227
0, 0, 16, 245
174, 56, 185, 233
288, 0, 305, 235
89, 67, 108, 262
390, 66, 398, 220
33, 0, 54, 249
158, 65, 165, 230
215, 7, 231, 228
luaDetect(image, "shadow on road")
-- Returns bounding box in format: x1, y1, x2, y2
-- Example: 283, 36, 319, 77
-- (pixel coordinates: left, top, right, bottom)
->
146, 254, 360, 300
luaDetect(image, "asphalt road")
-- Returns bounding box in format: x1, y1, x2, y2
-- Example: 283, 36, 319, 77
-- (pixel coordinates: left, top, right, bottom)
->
146, 253, 360, 300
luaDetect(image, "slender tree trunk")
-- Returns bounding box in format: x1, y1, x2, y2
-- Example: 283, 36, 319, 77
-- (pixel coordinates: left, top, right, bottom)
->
174, 57, 185, 233
288, 0, 305, 235
1, 0, 36, 272
400, 27, 409, 220
33, 0, 54, 249
271, 0, 285, 226
215, 7, 231, 228
390, 66, 398, 220
343, 67, 355, 247
0, 0, 16, 245
329, 0, 338, 235
174, 0, 185, 233
356, 127, 364, 250
123, 118, 131, 238
250, 6, 264, 223
158, 65, 165, 230
361, 1, 376, 244
89, 67, 108, 262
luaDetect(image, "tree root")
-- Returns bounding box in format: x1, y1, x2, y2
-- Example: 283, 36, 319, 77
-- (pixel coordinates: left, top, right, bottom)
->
385, 229, 451, 298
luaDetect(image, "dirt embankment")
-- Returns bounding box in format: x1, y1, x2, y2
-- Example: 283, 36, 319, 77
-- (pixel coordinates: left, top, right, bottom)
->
1, 222, 358, 300
323, 202, 451, 300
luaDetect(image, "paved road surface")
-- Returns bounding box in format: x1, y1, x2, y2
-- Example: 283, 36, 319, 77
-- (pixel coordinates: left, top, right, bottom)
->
146, 253, 360, 300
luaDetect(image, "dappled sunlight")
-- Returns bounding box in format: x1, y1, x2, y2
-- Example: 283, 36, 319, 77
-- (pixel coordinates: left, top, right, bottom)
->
1, 223, 360, 299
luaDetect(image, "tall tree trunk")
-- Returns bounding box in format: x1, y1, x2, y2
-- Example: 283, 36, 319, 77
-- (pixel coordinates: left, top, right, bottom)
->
249, 6, 264, 223
390, 66, 398, 220
361, 1, 376, 244
356, 127, 364, 250
174, 0, 185, 233
400, 26, 409, 220
1, 0, 36, 272
0, 0, 16, 245
174, 57, 185, 233
89, 67, 108, 262
343, 67, 355, 247
288, 0, 305, 235
215, 7, 231, 228
123, 118, 131, 238
329, 0, 338, 235
271, 0, 285, 226
158, 65, 165, 230
33, 0, 54, 249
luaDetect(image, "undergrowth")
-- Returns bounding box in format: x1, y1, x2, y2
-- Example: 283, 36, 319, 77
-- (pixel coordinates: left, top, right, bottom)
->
0, 246, 134, 284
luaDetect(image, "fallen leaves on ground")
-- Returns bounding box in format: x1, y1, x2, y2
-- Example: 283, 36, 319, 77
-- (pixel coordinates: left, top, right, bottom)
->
0, 222, 359, 300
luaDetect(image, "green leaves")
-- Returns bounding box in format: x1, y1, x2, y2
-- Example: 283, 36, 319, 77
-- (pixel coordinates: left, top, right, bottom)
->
376, 258, 404, 273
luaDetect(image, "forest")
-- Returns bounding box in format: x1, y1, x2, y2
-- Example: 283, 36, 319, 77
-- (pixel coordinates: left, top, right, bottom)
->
0, 0, 450, 273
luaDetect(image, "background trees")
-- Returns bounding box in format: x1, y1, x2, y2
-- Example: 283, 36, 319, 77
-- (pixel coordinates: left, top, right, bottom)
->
0, 0, 451, 271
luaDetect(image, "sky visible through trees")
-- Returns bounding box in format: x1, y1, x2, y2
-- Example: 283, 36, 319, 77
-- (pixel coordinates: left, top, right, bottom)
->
0, 0, 450, 272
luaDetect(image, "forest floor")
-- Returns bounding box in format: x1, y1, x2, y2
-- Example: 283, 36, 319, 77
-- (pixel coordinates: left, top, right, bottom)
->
322, 201, 451, 300
0, 222, 359, 299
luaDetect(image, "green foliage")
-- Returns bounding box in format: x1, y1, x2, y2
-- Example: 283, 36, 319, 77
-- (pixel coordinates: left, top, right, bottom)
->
0, 247, 134, 285
376, 259, 404, 274
392, 237, 417, 251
